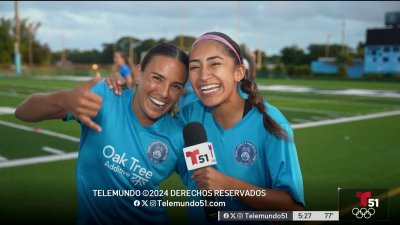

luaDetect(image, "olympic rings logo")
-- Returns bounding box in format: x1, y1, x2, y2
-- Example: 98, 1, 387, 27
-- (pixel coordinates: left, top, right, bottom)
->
352, 207, 375, 219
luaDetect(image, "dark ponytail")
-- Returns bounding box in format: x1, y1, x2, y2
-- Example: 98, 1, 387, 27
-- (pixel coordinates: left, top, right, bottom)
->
201, 32, 288, 139
240, 79, 288, 139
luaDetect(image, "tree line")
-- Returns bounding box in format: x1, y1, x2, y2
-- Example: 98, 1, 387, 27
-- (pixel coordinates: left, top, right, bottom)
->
1, 17, 364, 77
0, 17, 51, 65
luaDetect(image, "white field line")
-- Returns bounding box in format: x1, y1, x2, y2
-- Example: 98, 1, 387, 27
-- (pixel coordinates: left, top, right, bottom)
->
0, 120, 80, 142
0, 120, 80, 168
292, 110, 400, 129
265, 95, 393, 108
280, 107, 349, 116
292, 118, 311, 124
0, 107, 16, 115
34, 75, 92, 82
42, 146, 65, 155
0, 156, 8, 161
0, 152, 78, 169
1, 110, 400, 168
258, 85, 400, 98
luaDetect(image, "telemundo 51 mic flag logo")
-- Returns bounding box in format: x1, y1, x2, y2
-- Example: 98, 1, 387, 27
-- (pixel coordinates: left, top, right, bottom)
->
183, 142, 216, 170
338, 188, 388, 221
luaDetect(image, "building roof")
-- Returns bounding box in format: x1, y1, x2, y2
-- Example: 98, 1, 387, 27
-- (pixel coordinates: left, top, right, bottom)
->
366, 28, 400, 45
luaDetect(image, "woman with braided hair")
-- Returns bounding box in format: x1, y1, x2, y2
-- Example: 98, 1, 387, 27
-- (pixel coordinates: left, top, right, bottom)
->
176, 32, 304, 224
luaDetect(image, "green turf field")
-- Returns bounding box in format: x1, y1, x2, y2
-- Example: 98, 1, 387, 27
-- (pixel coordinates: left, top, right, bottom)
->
1, 76, 399, 224
256, 77, 400, 90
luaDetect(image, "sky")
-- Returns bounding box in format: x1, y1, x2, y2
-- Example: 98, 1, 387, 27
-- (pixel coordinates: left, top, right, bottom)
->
1, 1, 399, 55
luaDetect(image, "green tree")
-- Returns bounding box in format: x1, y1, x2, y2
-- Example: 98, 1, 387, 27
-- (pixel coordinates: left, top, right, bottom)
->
138, 39, 158, 52
287, 65, 312, 77
280, 45, 308, 65
66, 49, 102, 64
272, 63, 285, 77
18, 18, 51, 65
356, 42, 365, 59
115, 36, 142, 64
100, 43, 114, 64
0, 18, 15, 64
169, 35, 196, 52
265, 54, 281, 64
307, 44, 350, 62
0, 17, 51, 66
336, 52, 354, 77
135, 39, 158, 62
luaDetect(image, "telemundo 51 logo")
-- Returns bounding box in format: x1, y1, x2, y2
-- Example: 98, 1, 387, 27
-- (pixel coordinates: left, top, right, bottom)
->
183, 142, 216, 171
338, 188, 388, 221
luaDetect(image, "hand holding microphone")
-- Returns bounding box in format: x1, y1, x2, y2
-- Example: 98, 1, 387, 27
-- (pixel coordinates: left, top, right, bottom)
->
192, 166, 227, 191
183, 122, 221, 222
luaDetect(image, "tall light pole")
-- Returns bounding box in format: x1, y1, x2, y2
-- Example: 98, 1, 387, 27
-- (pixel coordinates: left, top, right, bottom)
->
257, 35, 262, 69
341, 20, 346, 54
237, 1, 240, 44
325, 34, 331, 58
112, 31, 117, 56
14, 1, 21, 75
129, 37, 134, 66
179, 2, 184, 50
27, 22, 40, 68
61, 33, 66, 66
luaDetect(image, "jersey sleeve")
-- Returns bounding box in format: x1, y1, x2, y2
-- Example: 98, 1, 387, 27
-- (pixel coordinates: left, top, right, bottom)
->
267, 122, 305, 206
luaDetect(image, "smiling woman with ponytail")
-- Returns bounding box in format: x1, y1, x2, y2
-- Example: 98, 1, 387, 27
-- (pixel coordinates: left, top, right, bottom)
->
177, 31, 304, 225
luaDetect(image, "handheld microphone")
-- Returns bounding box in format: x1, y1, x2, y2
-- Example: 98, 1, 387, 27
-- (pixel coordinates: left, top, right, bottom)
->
183, 122, 220, 222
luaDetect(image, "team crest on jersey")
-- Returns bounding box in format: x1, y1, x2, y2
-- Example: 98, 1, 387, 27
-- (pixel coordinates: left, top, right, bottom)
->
147, 141, 169, 163
234, 141, 257, 166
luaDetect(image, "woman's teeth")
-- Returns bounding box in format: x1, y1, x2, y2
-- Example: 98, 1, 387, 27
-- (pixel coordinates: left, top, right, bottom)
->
149, 97, 166, 106
200, 84, 220, 94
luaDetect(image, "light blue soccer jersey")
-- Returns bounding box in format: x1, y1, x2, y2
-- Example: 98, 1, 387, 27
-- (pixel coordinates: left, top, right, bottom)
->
119, 64, 131, 77
66, 81, 184, 225
177, 100, 304, 225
